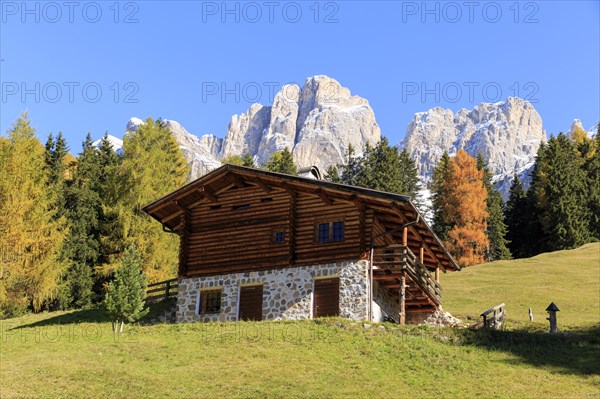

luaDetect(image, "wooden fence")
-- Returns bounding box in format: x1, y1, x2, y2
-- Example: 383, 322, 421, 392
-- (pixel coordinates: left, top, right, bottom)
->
481, 303, 506, 330
146, 278, 178, 303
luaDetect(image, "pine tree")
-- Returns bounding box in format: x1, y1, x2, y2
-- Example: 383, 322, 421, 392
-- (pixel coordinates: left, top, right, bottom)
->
264, 147, 298, 175
504, 175, 530, 258
476, 155, 511, 261
442, 150, 489, 266
103, 245, 149, 333
0, 113, 68, 315
431, 151, 451, 241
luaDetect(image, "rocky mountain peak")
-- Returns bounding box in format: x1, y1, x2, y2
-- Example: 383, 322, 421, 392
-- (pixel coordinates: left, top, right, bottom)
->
402, 97, 546, 199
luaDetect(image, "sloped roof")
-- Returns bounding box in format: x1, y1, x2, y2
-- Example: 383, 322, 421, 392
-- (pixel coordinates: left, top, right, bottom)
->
143, 164, 460, 272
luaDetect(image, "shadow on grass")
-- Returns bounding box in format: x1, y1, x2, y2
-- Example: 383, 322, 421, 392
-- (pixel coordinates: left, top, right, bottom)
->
457, 324, 600, 376
9, 300, 175, 330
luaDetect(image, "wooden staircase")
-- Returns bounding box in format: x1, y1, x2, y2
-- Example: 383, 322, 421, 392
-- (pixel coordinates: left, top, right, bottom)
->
372, 245, 441, 319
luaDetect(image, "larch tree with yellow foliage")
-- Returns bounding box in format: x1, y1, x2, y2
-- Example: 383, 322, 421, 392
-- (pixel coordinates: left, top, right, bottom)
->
435, 149, 489, 267
105, 118, 190, 283
0, 114, 68, 316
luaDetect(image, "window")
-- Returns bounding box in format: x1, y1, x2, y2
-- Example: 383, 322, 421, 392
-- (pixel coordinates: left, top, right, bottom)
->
274, 231, 285, 243
232, 204, 250, 211
317, 221, 345, 243
261, 198, 273, 203
332, 221, 344, 241
199, 289, 222, 314
318, 223, 330, 243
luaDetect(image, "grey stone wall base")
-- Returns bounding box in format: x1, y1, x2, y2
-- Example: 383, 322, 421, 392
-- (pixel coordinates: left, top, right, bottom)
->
176, 260, 369, 323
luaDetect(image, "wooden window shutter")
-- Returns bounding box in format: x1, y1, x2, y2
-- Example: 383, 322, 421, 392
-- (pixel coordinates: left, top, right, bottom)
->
313, 277, 340, 318
238, 285, 264, 321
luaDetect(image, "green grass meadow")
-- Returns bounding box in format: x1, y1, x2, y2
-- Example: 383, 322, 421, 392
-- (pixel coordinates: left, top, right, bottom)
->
1, 243, 599, 398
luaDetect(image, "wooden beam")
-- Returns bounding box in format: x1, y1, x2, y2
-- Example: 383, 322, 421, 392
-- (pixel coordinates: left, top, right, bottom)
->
289, 194, 297, 266
315, 188, 333, 205
197, 186, 218, 202
349, 194, 366, 211
435, 266, 440, 283
399, 272, 406, 325
253, 178, 272, 193
228, 173, 246, 189
280, 182, 296, 198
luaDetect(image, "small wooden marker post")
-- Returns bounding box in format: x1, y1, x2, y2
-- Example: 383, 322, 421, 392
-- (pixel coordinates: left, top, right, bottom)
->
529, 308, 533, 321
546, 302, 559, 333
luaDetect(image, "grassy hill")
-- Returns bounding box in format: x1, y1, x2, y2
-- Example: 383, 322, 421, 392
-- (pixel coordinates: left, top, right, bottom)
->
442, 242, 600, 328
1, 244, 599, 398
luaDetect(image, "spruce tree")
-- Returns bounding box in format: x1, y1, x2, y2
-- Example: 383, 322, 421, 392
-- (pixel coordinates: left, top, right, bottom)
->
264, 147, 298, 175
504, 175, 530, 258
56, 134, 102, 308
0, 113, 68, 315
431, 151, 451, 241
586, 131, 600, 238
476, 155, 511, 261
354, 138, 421, 200
542, 134, 591, 250
241, 153, 256, 167
104, 245, 149, 333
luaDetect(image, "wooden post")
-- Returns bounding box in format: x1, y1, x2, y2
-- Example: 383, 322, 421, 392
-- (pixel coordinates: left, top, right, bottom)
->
419, 245, 424, 264
399, 272, 406, 325
165, 280, 171, 300
402, 226, 408, 247
435, 266, 440, 283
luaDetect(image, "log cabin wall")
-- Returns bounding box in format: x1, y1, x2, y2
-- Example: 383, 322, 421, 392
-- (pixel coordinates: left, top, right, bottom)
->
185, 185, 291, 277
294, 193, 363, 266
182, 186, 365, 278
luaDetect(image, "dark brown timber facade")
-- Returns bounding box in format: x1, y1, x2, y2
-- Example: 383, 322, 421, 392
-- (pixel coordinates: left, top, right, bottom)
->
143, 165, 459, 324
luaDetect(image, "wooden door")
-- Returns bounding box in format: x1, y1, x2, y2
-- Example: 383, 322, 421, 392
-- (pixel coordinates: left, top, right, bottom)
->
313, 277, 340, 318
238, 285, 263, 321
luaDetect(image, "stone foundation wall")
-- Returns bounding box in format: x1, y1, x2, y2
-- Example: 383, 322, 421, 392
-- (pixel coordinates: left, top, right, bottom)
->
372, 281, 401, 323
176, 260, 369, 323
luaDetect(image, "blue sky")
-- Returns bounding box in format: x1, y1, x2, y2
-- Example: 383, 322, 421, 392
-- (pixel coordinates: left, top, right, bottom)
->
1, 1, 599, 151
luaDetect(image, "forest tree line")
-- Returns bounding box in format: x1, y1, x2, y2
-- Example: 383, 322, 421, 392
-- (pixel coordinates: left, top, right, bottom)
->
1, 113, 598, 317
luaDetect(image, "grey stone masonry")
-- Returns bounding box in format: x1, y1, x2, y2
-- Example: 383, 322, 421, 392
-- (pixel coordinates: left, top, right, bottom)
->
176, 260, 369, 323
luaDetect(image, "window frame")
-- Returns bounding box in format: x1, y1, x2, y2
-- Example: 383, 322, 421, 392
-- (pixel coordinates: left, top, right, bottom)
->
198, 288, 222, 315
315, 220, 345, 244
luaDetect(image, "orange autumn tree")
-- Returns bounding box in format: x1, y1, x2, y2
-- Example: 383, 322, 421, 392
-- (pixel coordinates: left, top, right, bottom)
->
440, 150, 489, 266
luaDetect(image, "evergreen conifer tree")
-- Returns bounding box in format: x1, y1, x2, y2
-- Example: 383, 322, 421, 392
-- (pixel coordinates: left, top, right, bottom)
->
476, 155, 511, 261
264, 147, 298, 175
103, 245, 148, 333
504, 175, 530, 258
431, 151, 451, 241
